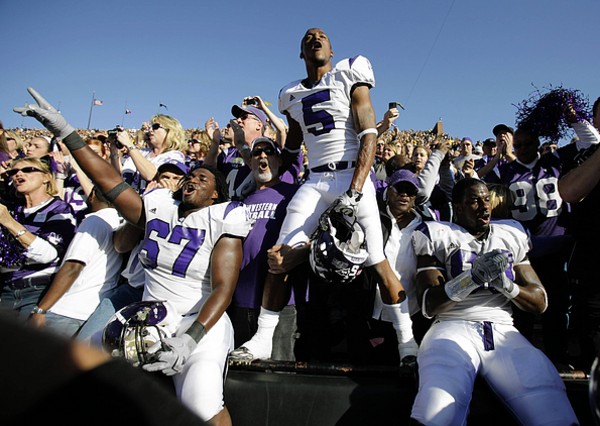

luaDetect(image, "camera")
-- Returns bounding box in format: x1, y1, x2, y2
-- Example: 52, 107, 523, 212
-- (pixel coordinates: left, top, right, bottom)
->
108, 126, 124, 148
388, 101, 405, 110
245, 97, 257, 106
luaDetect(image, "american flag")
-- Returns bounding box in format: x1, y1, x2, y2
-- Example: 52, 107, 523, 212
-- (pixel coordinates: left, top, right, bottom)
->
93, 99, 103, 106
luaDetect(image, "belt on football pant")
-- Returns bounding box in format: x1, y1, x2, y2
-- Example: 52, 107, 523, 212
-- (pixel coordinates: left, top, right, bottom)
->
310, 161, 356, 173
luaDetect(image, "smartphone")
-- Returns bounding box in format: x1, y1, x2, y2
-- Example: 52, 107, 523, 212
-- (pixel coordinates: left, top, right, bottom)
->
388, 102, 405, 110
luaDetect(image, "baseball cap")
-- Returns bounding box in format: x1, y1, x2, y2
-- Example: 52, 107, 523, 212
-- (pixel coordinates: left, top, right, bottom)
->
157, 159, 189, 175
386, 169, 419, 192
483, 138, 496, 146
231, 105, 268, 128
250, 137, 281, 153
492, 124, 514, 136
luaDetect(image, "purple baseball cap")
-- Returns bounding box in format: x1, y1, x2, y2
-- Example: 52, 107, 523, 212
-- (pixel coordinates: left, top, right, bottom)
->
157, 159, 189, 175
231, 105, 268, 128
386, 169, 419, 191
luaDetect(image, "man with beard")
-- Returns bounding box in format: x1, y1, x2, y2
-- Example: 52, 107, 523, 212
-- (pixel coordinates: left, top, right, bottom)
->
228, 137, 301, 361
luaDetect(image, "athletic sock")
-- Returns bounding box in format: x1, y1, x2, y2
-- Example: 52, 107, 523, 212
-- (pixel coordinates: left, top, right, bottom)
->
242, 307, 281, 359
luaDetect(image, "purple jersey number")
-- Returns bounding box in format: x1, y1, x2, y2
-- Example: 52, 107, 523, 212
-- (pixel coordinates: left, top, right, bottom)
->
140, 219, 206, 278
302, 89, 335, 136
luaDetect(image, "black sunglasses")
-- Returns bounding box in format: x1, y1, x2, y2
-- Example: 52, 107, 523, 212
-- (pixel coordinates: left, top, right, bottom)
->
188, 139, 200, 145
251, 146, 276, 157
151, 123, 165, 131
391, 182, 418, 196
6, 166, 44, 178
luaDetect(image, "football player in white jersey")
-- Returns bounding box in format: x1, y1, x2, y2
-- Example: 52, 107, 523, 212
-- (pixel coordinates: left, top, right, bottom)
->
14, 88, 251, 426
230, 28, 405, 361
409, 177, 578, 425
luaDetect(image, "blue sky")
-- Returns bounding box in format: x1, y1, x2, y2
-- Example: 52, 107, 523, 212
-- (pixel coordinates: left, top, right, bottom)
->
1, 0, 598, 144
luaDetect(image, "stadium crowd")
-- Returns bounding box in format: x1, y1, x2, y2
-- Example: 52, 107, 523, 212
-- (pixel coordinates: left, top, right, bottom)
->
1, 27, 597, 426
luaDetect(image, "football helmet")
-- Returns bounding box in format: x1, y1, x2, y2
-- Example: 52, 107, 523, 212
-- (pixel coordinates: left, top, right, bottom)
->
102, 300, 172, 367
309, 210, 369, 285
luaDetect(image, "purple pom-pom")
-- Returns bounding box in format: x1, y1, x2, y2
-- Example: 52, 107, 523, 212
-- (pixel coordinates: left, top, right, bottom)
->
514, 85, 592, 141
0, 205, 26, 268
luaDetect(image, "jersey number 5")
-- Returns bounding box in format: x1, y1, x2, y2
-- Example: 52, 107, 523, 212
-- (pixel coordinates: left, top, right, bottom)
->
302, 90, 335, 136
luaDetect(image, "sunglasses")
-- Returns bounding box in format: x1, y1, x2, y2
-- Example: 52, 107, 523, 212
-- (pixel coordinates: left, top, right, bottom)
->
251, 146, 276, 157
188, 139, 201, 145
391, 183, 418, 196
241, 114, 260, 122
6, 166, 44, 178
151, 123, 165, 131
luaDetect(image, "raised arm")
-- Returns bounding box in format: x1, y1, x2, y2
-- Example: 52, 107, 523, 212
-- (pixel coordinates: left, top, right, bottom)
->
14, 88, 144, 227
558, 144, 600, 203
350, 85, 377, 194
278, 112, 303, 174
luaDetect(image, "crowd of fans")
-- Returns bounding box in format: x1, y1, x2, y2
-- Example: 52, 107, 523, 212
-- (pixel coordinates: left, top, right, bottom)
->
0, 88, 597, 423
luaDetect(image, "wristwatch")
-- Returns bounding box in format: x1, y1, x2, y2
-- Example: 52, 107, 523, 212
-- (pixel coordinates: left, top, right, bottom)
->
30, 305, 47, 315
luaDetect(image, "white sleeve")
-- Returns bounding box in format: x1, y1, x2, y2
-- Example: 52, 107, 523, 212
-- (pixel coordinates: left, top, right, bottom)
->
417, 150, 444, 202
25, 237, 59, 264
572, 120, 600, 149
63, 216, 113, 265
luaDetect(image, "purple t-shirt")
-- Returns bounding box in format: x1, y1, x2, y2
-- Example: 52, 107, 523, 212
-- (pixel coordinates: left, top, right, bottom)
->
233, 181, 299, 308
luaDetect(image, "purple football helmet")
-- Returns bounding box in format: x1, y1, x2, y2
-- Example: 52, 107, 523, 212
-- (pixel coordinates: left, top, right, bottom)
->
310, 210, 369, 285
102, 300, 171, 367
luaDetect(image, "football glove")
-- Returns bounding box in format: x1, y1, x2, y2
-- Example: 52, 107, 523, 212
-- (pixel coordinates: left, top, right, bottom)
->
331, 189, 363, 217
471, 249, 509, 285
14, 87, 75, 140
142, 333, 197, 376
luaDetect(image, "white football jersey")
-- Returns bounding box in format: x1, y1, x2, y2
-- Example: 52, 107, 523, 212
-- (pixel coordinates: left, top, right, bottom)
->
138, 188, 251, 317
411, 219, 531, 324
278, 55, 375, 168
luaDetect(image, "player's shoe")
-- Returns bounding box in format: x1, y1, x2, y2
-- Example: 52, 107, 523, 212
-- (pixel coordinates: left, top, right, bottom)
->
229, 346, 256, 363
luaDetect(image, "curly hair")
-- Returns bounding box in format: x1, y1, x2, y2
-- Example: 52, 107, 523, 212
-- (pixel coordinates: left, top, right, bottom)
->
151, 114, 187, 154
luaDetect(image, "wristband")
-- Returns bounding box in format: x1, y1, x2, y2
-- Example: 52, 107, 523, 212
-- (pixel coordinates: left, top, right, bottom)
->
62, 132, 87, 151
357, 128, 378, 140
15, 229, 27, 239
504, 283, 520, 299
185, 321, 207, 343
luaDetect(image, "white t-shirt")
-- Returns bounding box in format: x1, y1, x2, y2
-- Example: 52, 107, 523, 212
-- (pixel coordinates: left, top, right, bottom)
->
50, 208, 123, 320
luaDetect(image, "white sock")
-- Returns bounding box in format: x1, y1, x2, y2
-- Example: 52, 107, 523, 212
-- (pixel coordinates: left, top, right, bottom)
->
242, 307, 280, 359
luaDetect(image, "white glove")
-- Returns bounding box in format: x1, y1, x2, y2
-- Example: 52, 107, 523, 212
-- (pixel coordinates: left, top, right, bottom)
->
14, 87, 75, 140
331, 189, 362, 216
142, 333, 197, 376
471, 249, 509, 285
490, 272, 520, 299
